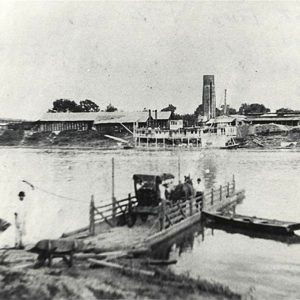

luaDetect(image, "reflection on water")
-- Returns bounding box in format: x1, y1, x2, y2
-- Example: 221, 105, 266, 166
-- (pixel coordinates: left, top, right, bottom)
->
151, 223, 204, 260
0, 147, 300, 298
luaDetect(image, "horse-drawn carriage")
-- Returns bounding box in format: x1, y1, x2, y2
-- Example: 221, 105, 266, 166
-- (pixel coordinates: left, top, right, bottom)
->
126, 173, 197, 227
126, 173, 174, 227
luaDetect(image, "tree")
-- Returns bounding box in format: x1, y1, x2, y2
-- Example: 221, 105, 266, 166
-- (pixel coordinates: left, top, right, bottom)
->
220, 105, 237, 115
48, 99, 81, 113
238, 103, 270, 115
161, 104, 177, 113
194, 104, 203, 116
48, 99, 100, 113
276, 108, 294, 115
106, 104, 118, 112
79, 99, 100, 112
180, 114, 197, 127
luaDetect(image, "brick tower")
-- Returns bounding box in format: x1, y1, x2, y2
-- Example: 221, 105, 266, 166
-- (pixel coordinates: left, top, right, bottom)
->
202, 75, 216, 120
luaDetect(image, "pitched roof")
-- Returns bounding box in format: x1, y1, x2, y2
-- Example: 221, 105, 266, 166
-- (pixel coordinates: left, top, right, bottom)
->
38, 110, 172, 124
206, 116, 236, 124
94, 112, 147, 124
39, 112, 101, 122
94, 111, 172, 125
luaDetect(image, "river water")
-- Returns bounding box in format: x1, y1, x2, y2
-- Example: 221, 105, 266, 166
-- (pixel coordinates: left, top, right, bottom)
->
0, 147, 300, 298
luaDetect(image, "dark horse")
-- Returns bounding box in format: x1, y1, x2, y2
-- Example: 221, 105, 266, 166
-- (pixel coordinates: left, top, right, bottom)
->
168, 175, 195, 203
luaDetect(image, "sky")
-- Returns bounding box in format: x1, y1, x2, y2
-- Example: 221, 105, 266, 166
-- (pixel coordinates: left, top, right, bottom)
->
0, 1, 299, 120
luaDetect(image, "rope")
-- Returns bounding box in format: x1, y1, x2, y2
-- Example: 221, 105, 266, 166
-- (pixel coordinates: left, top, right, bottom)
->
21, 179, 107, 204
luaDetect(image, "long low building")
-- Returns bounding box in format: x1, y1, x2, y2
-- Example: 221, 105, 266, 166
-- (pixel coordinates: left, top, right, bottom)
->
94, 111, 172, 134
36, 111, 172, 133
37, 112, 100, 132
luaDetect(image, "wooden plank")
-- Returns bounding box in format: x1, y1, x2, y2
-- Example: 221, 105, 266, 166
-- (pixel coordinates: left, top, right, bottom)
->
88, 259, 155, 277
94, 207, 114, 227
167, 210, 181, 219
170, 214, 184, 224
142, 259, 177, 265
145, 213, 201, 247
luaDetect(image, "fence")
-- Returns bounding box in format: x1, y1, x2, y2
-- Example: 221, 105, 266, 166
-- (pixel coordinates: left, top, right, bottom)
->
160, 175, 235, 230
89, 193, 138, 235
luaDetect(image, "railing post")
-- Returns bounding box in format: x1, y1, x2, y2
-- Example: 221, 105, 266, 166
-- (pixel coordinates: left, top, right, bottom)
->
211, 188, 214, 205
220, 185, 222, 201
112, 158, 116, 224
232, 174, 235, 192
189, 197, 193, 216
112, 197, 116, 225
128, 193, 132, 214
160, 198, 166, 231
89, 195, 95, 236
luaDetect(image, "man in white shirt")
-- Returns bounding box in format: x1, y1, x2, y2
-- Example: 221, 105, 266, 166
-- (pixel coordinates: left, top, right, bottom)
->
195, 178, 204, 210
15, 191, 26, 249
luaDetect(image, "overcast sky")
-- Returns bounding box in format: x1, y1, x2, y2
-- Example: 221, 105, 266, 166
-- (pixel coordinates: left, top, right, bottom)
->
0, 1, 299, 119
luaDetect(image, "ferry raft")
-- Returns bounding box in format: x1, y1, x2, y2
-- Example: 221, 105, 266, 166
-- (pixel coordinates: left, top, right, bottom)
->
63, 173, 245, 251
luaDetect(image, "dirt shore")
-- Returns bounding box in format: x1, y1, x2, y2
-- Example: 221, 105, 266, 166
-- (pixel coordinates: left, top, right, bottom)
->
0, 248, 246, 300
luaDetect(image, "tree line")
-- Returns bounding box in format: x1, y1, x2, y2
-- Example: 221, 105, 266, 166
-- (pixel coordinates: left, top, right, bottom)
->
161, 103, 298, 126
48, 99, 298, 127
48, 99, 117, 113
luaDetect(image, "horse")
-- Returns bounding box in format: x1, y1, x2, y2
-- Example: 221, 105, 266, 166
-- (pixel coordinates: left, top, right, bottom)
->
168, 175, 195, 203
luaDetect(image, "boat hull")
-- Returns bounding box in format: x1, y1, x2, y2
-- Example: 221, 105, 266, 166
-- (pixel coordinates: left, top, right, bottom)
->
202, 211, 300, 235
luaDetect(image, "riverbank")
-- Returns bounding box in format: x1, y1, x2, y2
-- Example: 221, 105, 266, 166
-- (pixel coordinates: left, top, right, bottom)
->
0, 248, 246, 300
1, 128, 300, 150
0, 129, 133, 148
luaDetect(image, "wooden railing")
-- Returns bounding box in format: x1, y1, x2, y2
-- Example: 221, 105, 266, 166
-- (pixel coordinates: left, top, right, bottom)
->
89, 193, 138, 235
160, 175, 236, 231
202, 177, 235, 209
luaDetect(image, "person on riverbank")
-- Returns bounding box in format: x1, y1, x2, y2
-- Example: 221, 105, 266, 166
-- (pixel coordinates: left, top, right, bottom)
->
195, 178, 204, 209
195, 178, 204, 196
14, 191, 26, 249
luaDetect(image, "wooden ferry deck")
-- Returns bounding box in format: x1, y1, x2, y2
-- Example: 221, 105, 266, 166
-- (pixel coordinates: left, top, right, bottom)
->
63, 177, 245, 253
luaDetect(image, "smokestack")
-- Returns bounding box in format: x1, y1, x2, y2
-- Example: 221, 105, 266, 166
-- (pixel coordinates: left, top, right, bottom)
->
148, 109, 151, 118
224, 89, 227, 115
202, 75, 216, 120
155, 110, 157, 127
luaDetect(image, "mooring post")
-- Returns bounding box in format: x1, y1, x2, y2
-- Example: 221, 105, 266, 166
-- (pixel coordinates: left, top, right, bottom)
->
89, 195, 95, 236
211, 188, 214, 205
220, 185, 222, 201
112, 158, 116, 224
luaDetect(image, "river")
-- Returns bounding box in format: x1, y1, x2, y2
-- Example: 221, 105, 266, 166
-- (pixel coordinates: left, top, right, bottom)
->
0, 147, 299, 298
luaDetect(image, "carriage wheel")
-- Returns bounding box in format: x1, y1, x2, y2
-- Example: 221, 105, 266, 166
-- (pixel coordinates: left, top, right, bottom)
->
140, 214, 148, 223
126, 213, 137, 227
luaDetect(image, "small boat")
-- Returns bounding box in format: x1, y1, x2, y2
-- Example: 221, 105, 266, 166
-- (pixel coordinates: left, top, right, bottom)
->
220, 138, 239, 150
204, 221, 300, 245
0, 218, 10, 232
202, 211, 300, 235
280, 141, 297, 149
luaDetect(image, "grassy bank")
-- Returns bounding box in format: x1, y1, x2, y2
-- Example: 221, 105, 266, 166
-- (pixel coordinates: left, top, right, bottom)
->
0, 249, 245, 300
0, 130, 133, 148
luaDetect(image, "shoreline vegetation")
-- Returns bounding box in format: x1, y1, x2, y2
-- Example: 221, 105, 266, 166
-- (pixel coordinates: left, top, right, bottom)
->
0, 248, 248, 300
0, 128, 300, 150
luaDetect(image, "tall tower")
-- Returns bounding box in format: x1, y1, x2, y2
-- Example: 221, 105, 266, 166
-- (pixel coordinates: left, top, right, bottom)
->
202, 75, 216, 120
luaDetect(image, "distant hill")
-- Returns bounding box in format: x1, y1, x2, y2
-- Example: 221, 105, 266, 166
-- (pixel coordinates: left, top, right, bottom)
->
0, 118, 34, 123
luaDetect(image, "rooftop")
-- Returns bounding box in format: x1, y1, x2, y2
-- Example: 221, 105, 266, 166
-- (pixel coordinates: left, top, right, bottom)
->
39, 111, 172, 123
